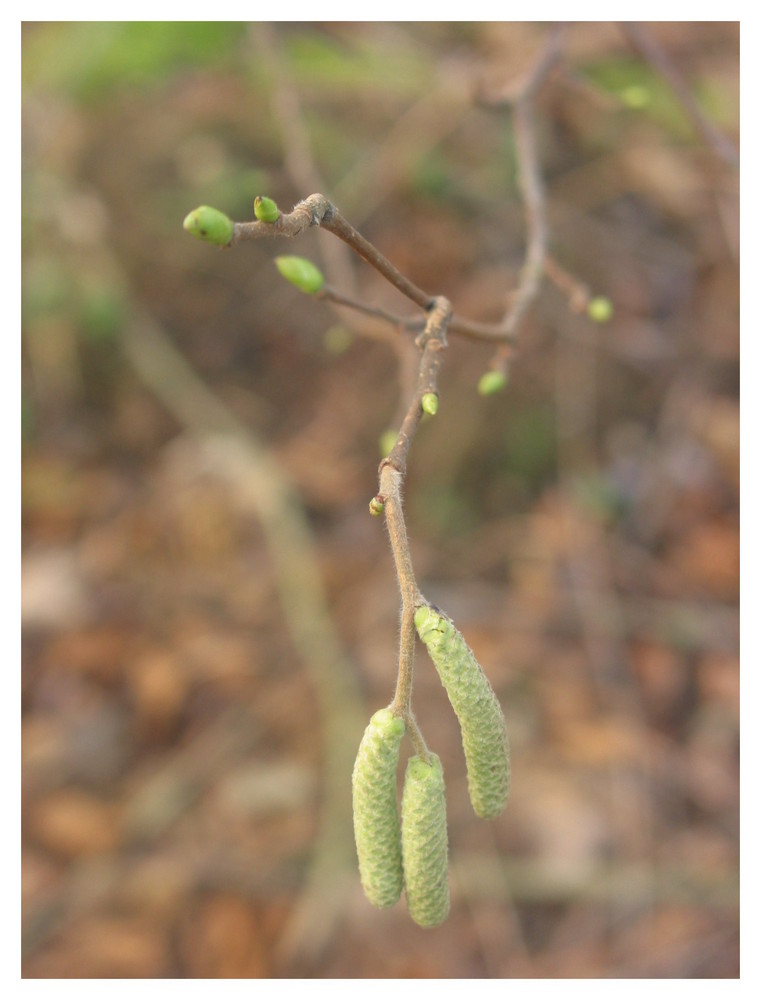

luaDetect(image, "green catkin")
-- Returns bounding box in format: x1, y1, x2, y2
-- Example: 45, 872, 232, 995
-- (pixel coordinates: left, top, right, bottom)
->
352, 708, 405, 908
414, 605, 510, 820
401, 754, 450, 928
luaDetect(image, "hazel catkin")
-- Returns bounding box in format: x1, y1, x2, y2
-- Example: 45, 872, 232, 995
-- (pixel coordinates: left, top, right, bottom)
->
414, 605, 510, 820
401, 753, 450, 928
352, 708, 405, 908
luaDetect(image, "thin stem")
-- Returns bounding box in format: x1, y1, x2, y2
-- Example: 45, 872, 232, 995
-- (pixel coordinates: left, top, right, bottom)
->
378, 298, 451, 760
233, 195, 525, 344
321, 208, 433, 312
233, 195, 433, 312
543, 255, 592, 313
316, 285, 422, 333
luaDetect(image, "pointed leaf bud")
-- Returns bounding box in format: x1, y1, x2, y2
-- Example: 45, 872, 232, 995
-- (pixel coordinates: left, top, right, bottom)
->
274, 256, 325, 295
183, 206, 234, 246
254, 195, 280, 223
587, 297, 614, 323
477, 370, 507, 396
421, 392, 439, 416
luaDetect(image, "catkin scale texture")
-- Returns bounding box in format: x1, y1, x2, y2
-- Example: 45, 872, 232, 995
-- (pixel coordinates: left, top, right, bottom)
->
352, 709, 405, 908
415, 606, 510, 819
401, 754, 450, 928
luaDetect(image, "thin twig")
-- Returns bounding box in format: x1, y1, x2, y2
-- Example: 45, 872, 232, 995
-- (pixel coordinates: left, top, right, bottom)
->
233, 195, 525, 344
233, 196, 433, 312
543, 254, 592, 313
620, 22, 738, 168
377, 297, 452, 756
477, 24, 569, 370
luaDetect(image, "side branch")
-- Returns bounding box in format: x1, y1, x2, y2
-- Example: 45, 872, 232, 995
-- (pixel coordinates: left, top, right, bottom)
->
228, 193, 538, 344
234, 194, 432, 311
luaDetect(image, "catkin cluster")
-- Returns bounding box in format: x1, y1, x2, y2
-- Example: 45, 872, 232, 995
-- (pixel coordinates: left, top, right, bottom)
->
352, 710, 450, 927
352, 607, 509, 927
415, 605, 510, 819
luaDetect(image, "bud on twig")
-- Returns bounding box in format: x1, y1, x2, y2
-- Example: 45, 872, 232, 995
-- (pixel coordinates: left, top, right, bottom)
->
274, 256, 325, 294
477, 370, 507, 396
369, 496, 386, 517
182, 206, 234, 246
421, 392, 439, 416
254, 195, 280, 222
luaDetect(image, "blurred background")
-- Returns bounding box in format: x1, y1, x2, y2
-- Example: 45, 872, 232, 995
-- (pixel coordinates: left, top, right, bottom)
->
21, 22, 739, 978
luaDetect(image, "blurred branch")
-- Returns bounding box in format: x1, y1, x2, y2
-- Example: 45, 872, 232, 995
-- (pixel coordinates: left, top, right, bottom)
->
120, 309, 367, 966
251, 22, 358, 297
620, 22, 739, 168
477, 23, 569, 372
452, 855, 739, 907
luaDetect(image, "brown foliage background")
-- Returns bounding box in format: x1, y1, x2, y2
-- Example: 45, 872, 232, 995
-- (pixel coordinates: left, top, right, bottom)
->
21, 22, 739, 978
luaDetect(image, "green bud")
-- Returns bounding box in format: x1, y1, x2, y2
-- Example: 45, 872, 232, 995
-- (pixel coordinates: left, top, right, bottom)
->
379, 429, 397, 458
477, 370, 507, 396
369, 495, 386, 517
352, 708, 406, 908
421, 392, 439, 416
323, 325, 353, 355
415, 605, 510, 820
401, 753, 450, 928
183, 205, 234, 246
254, 195, 280, 223
274, 255, 325, 295
620, 84, 650, 109
587, 297, 614, 323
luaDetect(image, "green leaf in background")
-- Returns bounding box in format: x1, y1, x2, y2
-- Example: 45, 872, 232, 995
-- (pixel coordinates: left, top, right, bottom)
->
22, 22, 246, 102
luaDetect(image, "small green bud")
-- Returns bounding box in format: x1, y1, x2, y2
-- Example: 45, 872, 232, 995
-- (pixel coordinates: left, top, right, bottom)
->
401, 753, 450, 928
254, 195, 280, 223
379, 429, 397, 458
587, 296, 614, 323
274, 255, 325, 295
477, 370, 507, 396
352, 708, 406, 908
323, 325, 353, 355
369, 495, 386, 517
620, 84, 650, 109
183, 205, 234, 246
421, 392, 439, 416
415, 605, 510, 820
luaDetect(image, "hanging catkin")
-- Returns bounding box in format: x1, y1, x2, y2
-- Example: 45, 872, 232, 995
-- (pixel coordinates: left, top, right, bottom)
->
351, 708, 405, 907
401, 753, 450, 927
415, 605, 510, 820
